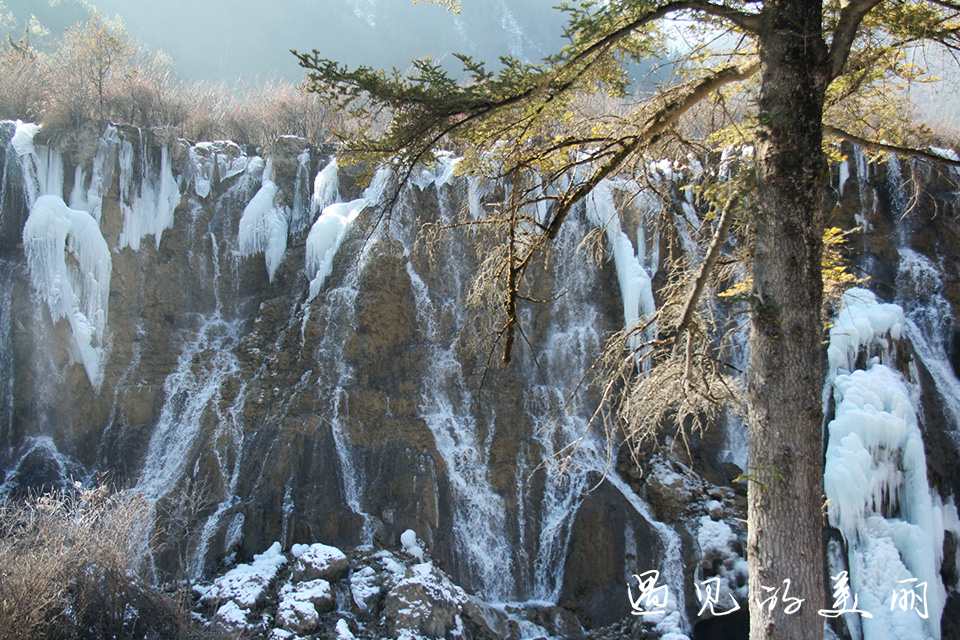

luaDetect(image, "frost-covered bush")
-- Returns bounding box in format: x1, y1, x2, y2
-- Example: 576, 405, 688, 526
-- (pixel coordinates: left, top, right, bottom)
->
0, 15, 338, 146
0, 484, 213, 640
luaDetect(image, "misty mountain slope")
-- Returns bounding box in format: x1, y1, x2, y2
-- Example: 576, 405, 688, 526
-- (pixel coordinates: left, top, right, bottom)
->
83, 0, 570, 82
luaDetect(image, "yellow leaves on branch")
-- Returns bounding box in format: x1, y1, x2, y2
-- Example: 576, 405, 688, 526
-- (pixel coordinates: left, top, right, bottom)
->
718, 227, 867, 303
411, 0, 461, 13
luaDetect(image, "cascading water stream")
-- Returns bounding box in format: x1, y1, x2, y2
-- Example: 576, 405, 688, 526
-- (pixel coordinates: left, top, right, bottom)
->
391, 163, 517, 600
820, 154, 960, 640
0, 260, 14, 460
894, 249, 960, 448
390, 161, 688, 627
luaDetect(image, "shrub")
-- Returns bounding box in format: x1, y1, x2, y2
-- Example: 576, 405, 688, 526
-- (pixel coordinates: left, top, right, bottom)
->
0, 28, 50, 121
0, 483, 215, 640
0, 12, 340, 147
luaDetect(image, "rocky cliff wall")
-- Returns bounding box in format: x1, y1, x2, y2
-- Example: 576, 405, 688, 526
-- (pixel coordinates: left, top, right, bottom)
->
1, 123, 960, 638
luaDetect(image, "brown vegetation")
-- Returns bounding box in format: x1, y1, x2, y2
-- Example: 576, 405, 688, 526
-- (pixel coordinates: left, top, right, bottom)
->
0, 13, 338, 148
0, 483, 220, 640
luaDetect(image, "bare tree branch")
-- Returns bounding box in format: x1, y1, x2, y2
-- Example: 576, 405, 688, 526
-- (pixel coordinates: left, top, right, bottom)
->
824, 124, 960, 167
540, 57, 760, 250
674, 191, 739, 344
828, 0, 886, 79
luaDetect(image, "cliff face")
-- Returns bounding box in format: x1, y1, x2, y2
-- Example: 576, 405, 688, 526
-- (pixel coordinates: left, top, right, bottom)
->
0, 122, 652, 624
1, 123, 959, 637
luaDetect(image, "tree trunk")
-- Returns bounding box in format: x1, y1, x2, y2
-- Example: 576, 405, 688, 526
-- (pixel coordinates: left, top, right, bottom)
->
747, 2, 829, 639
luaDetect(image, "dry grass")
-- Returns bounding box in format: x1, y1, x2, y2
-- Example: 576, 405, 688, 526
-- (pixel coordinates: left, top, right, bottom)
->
0, 483, 220, 640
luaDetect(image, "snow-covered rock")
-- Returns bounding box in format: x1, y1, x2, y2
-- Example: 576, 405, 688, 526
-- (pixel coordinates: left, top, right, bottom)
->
199, 541, 288, 609
399, 529, 424, 561
276, 581, 329, 634
349, 565, 382, 613
213, 600, 250, 631
383, 562, 468, 639
335, 618, 356, 640
291, 542, 348, 582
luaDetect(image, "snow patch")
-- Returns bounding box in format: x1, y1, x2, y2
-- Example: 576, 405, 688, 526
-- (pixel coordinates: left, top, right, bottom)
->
11, 122, 40, 156
400, 529, 424, 561
214, 600, 249, 630
290, 542, 348, 581
929, 146, 960, 162
200, 542, 287, 609
336, 618, 356, 640
276, 579, 332, 634
350, 565, 381, 612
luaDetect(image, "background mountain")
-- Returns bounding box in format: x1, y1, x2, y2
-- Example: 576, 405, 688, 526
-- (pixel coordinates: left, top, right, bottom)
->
2, 0, 570, 82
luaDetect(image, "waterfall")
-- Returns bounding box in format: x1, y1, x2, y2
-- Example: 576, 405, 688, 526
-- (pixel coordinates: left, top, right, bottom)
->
14, 121, 960, 636
821, 153, 960, 639
0, 260, 14, 461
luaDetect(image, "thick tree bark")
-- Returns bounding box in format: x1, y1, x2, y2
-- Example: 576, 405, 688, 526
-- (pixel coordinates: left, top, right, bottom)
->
748, 2, 829, 639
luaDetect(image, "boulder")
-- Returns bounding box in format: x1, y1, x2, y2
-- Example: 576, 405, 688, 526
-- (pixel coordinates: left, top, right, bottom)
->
383, 562, 467, 639
276, 579, 335, 634
291, 543, 349, 582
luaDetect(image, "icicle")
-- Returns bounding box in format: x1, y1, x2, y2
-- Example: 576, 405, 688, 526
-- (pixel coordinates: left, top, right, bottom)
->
311, 157, 340, 218
305, 201, 362, 300
362, 165, 392, 203
289, 148, 312, 235
217, 144, 249, 181
238, 180, 288, 283
68, 165, 87, 211
188, 143, 217, 198
824, 289, 949, 639
467, 177, 484, 220
117, 138, 182, 251
22, 195, 111, 387
838, 159, 850, 197
303, 165, 392, 299
586, 180, 656, 352
15, 122, 65, 208
82, 125, 119, 223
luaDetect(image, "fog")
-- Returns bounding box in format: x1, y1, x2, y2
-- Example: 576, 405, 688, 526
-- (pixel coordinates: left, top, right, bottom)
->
84, 0, 570, 83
